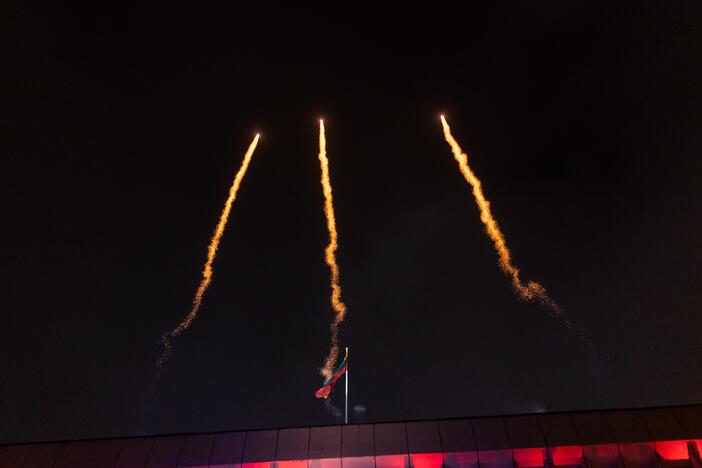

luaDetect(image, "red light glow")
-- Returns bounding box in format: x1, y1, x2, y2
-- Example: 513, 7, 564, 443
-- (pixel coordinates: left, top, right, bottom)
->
214, 438, 701, 468
655, 440, 689, 461
410, 452, 444, 468
375, 454, 410, 468
549, 445, 583, 466
277, 460, 308, 468
513, 448, 546, 467
242, 463, 272, 468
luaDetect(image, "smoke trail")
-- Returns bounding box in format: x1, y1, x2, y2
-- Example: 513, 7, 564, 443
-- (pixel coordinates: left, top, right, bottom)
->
324, 398, 343, 418
156, 134, 260, 374
439, 116, 563, 316
317, 120, 348, 380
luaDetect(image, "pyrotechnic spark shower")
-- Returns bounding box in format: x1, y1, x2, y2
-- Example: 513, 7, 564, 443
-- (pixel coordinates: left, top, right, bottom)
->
439, 116, 562, 315
317, 120, 348, 380
156, 134, 260, 373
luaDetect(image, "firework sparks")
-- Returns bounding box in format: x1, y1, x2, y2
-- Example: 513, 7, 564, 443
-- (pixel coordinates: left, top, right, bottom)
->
317, 120, 348, 380
440, 115, 562, 315
156, 134, 260, 374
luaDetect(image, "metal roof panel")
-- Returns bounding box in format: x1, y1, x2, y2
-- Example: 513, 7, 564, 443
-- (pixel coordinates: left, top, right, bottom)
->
439, 419, 476, 453
406, 421, 442, 454
472, 418, 511, 451
242, 430, 277, 463
309, 426, 341, 459
276, 428, 309, 461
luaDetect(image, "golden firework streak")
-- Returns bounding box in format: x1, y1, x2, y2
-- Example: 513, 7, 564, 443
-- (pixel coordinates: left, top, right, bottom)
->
440, 116, 562, 315
157, 134, 260, 372
318, 120, 348, 380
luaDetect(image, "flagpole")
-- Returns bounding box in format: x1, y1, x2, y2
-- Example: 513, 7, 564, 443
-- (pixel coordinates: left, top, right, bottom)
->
345, 346, 349, 425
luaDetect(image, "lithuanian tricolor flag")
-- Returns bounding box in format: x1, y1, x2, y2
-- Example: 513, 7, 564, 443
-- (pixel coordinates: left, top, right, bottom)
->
314, 353, 348, 399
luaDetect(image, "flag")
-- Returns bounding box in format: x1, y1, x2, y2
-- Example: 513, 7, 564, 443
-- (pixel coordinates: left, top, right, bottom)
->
315, 353, 348, 399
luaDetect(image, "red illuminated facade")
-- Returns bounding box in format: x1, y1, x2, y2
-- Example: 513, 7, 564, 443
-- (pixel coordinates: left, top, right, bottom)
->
1, 405, 700, 467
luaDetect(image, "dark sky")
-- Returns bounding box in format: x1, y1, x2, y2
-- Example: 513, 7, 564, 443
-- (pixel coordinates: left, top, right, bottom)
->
3, 1, 702, 443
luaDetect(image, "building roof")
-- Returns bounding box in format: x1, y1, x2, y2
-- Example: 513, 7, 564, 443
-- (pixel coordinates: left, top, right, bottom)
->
1, 404, 701, 467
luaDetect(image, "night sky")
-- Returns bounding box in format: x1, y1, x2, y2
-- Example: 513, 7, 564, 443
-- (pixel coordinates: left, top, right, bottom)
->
3, 2, 702, 444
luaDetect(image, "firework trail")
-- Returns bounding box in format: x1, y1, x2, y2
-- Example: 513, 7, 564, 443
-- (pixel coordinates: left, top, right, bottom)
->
156, 134, 260, 374
317, 120, 348, 380
439, 116, 563, 316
